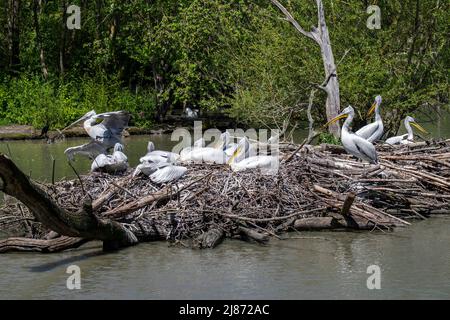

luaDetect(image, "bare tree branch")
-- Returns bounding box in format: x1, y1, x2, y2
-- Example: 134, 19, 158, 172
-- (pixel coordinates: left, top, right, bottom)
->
270, 0, 317, 43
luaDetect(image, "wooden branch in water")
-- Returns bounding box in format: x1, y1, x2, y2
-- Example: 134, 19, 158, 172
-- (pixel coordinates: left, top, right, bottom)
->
238, 226, 269, 243
0, 154, 138, 251
341, 192, 356, 216
0, 236, 88, 253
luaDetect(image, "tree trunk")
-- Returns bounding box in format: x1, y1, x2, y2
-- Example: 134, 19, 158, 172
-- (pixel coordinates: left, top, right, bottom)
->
59, 0, 67, 77
314, 0, 340, 137
33, 0, 48, 80
0, 154, 138, 251
270, 0, 341, 137
7, 0, 20, 75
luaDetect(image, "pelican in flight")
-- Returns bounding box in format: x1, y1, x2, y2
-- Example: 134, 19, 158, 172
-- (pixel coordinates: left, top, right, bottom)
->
325, 106, 378, 164
385, 116, 428, 145
91, 143, 128, 173
64, 110, 130, 160
228, 137, 278, 172
133, 162, 187, 184
355, 95, 383, 143
140, 141, 180, 164
180, 132, 230, 164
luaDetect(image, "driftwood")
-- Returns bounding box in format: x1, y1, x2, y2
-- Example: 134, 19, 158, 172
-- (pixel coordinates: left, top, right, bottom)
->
0, 154, 137, 251
0, 139, 449, 253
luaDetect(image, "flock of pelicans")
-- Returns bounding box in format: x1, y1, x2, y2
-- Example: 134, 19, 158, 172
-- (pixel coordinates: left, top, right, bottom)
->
61, 95, 428, 183
324, 95, 428, 164
62, 110, 275, 183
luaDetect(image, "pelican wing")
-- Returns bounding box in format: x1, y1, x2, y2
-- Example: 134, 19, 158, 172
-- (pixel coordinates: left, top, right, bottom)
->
353, 136, 378, 164
150, 165, 187, 184
231, 155, 277, 172
180, 147, 227, 164
385, 134, 408, 145
97, 111, 130, 137
91, 154, 112, 171
65, 140, 108, 160
355, 122, 379, 139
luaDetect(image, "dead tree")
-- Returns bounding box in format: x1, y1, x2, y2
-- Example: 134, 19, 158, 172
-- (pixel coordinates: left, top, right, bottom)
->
270, 0, 341, 137
0, 154, 138, 251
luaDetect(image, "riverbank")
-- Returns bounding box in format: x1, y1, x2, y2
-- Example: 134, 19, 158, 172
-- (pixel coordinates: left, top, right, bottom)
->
0, 124, 176, 141
0, 117, 239, 140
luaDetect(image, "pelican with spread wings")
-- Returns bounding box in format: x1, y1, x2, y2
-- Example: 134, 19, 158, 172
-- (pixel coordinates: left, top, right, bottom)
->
63, 110, 130, 160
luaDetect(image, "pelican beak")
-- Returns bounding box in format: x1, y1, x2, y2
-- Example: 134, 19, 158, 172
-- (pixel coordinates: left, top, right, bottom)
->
323, 114, 348, 128
411, 122, 428, 134
61, 116, 87, 132
227, 146, 242, 164
367, 101, 377, 117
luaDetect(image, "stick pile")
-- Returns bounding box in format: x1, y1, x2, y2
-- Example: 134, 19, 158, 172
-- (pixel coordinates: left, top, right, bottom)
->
1, 139, 449, 250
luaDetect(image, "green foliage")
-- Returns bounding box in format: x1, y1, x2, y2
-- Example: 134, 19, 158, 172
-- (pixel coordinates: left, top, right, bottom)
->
0, 0, 448, 131
318, 132, 341, 146
0, 75, 156, 129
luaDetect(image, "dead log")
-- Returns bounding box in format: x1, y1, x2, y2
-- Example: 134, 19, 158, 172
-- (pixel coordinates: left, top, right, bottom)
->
341, 192, 356, 216
238, 226, 269, 243
0, 236, 88, 253
194, 228, 224, 249
294, 217, 341, 230
0, 154, 137, 251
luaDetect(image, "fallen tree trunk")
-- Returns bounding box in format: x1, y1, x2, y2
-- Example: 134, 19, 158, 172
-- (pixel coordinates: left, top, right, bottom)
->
0, 236, 88, 253
0, 154, 137, 251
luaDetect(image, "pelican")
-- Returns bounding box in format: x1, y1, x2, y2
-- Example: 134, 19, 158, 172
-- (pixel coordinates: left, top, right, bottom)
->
180, 132, 230, 164
184, 107, 198, 119
180, 138, 206, 157
385, 116, 428, 145
228, 137, 278, 172
355, 95, 383, 143
64, 110, 130, 160
140, 141, 180, 164
325, 106, 378, 164
91, 143, 128, 173
133, 162, 187, 184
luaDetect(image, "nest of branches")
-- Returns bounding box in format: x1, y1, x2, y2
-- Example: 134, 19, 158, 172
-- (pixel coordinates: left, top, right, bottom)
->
1, 139, 449, 251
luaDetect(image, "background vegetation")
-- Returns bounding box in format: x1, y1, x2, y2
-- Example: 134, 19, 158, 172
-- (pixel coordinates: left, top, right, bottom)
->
0, 0, 448, 133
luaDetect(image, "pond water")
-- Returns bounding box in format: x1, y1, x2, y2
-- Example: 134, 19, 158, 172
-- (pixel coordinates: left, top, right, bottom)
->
0, 111, 449, 299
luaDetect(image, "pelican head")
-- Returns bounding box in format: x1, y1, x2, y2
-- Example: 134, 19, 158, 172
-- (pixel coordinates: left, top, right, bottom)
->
147, 141, 155, 153
324, 106, 354, 128
368, 95, 382, 116
114, 143, 124, 152
213, 132, 230, 150
405, 116, 428, 134
227, 137, 250, 164
62, 110, 96, 131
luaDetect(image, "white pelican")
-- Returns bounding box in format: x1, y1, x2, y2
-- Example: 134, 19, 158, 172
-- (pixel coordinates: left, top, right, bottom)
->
180, 138, 206, 157
228, 137, 278, 172
385, 116, 428, 145
184, 107, 198, 119
355, 95, 383, 143
91, 143, 128, 173
180, 132, 230, 164
133, 162, 187, 184
325, 106, 378, 164
64, 110, 130, 160
140, 141, 180, 164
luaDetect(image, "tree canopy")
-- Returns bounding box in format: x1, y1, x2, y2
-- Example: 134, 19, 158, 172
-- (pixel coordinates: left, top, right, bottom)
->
0, 0, 448, 133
